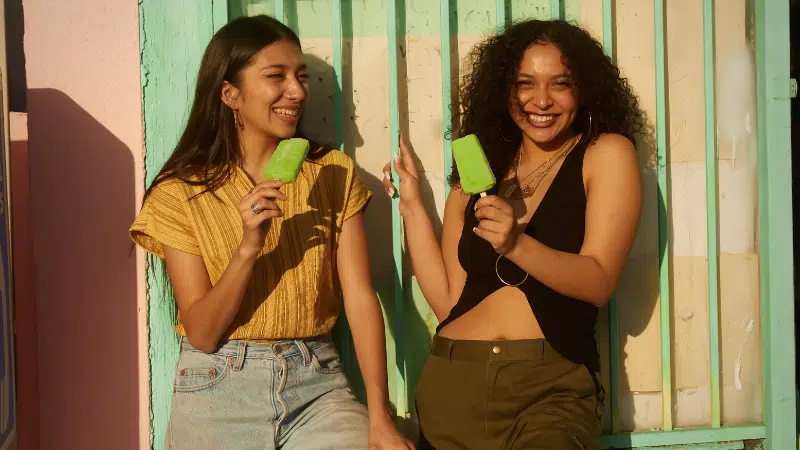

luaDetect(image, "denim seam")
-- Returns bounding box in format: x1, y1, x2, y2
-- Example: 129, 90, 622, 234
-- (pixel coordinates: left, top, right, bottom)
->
273, 352, 290, 444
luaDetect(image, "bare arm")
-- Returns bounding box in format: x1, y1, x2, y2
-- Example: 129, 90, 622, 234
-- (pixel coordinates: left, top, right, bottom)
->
473, 134, 642, 306
164, 245, 256, 352
162, 180, 285, 352
383, 135, 468, 322
337, 212, 414, 449
401, 188, 469, 321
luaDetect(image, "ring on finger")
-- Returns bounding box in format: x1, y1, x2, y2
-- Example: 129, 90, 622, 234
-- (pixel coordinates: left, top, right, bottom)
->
251, 202, 262, 214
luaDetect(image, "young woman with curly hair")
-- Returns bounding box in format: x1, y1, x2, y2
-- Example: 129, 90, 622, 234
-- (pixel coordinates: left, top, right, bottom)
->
383, 19, 644, 449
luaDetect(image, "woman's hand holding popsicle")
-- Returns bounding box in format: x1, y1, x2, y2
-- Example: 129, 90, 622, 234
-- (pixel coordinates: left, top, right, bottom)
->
473, 194, 518, 255
238, 180, 286, 256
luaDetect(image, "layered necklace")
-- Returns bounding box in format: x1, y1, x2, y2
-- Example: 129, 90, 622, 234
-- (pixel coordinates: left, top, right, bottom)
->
503, 133, 582, 199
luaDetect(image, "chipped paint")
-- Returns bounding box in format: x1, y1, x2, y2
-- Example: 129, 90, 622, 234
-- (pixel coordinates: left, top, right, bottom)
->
735, 317, 756, 392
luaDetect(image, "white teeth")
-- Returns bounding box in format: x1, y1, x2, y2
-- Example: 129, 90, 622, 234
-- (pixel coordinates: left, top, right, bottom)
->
274, 108, 299, 118
528, 114, 554, 123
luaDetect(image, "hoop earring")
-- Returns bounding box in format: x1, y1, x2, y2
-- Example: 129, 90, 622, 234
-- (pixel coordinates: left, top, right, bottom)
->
499, 122, 517, 142
580, 111, 593, 143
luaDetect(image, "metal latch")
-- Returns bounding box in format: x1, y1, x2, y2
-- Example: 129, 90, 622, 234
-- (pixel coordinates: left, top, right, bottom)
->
773, 77, 797, 100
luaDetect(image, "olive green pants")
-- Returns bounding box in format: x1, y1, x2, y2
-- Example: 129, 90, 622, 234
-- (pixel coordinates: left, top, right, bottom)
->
415, 336, 604, 450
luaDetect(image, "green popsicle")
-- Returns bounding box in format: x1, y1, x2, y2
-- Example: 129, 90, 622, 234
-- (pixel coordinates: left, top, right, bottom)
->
263, 138, 310, 183
452, 134, 495, 196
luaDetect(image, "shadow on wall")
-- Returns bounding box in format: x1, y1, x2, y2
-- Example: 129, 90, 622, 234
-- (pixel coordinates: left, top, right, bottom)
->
26, 88, 139, 450
302, 48, 438, 428
612, 119, 663, 435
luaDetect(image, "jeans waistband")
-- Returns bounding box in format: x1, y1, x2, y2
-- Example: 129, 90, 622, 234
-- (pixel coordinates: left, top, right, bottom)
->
180, 335, 333, 366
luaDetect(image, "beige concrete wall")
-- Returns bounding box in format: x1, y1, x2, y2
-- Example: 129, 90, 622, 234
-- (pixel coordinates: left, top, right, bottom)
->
586, 0, 762, 431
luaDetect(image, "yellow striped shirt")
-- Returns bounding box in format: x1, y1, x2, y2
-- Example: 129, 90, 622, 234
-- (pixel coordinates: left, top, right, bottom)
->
130, 150, 371, 341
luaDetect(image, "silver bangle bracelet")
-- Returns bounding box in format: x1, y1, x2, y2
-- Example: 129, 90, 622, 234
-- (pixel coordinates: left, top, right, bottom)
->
495, 254, 528, 287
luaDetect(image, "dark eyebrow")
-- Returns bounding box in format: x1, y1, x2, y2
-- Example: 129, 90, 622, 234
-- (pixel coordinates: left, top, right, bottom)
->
517, 72, 571, 79
262, 64, 308, 71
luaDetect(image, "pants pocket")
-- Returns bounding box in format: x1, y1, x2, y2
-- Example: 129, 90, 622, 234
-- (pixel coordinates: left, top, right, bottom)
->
173, 350, 231, 393
310, 341, 345, 374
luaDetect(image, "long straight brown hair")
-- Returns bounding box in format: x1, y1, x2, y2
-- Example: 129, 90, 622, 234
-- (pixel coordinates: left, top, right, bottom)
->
144, 15, 327, 200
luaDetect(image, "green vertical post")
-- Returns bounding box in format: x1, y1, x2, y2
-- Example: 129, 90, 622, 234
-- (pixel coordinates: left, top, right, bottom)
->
331, 0, 344, 153
551, 0, 562, 20
601, 0, 621, 436
140, 2, 217, 448
386, 0, 407, 419
702, 0, 721, 429
212, 0, 228, 31
496, 0, 506, 34
330, 0, 354, 375
756, 0, 796, 448
602, 0, 613, 55
274, 0, 284, 23
654, 0, 673, 432
441, 0, 452, 199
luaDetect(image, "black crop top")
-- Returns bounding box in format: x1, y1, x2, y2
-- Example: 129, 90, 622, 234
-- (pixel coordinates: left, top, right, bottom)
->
438, 140, 600, 372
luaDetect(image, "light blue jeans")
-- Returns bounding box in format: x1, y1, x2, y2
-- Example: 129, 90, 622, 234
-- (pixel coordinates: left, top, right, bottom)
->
165, 336, 370, 450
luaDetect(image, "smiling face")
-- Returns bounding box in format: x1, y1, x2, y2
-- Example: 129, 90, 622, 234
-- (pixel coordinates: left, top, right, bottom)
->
223, 39, 309, 142
510, 43, 579, 149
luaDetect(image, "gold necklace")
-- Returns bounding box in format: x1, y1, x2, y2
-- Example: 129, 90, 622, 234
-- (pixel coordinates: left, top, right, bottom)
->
504, 134, 581, 199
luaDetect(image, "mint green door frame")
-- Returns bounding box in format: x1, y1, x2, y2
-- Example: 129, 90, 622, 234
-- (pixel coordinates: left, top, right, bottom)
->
140, 1, 796, 449
755, 0, 796, 449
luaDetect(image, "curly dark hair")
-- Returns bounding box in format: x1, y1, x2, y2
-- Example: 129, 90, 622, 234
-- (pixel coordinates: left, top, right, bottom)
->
451, 19, 643, 187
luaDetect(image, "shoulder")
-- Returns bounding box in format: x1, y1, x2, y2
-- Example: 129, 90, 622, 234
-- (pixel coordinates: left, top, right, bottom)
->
584, 133, 638, 175
583, 133, 641, 196
585, 133, 636, 160
312, 150, 363, 189
316, 148, 357, 170
151, 168, 240, 200
149, 176, 192, 201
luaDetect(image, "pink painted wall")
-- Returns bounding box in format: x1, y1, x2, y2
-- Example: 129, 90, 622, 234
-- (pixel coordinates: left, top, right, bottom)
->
22, 0, 148, 448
